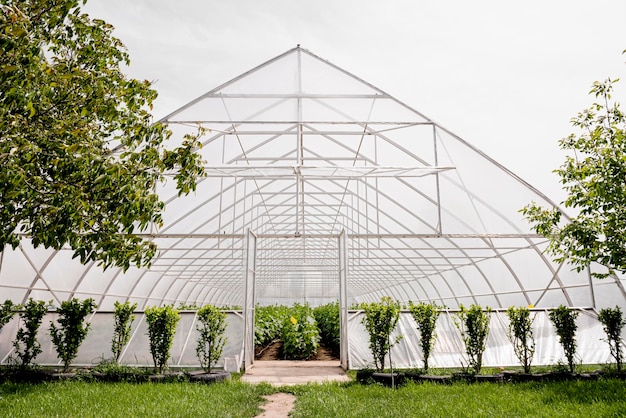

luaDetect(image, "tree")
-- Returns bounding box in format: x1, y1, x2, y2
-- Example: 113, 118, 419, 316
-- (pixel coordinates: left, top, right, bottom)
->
49, 297, 96, 372
111, 300, 137, 364
195, 304, 227, 374
360, 296, 401, 372
454, 304, 491, 375
549, 305, 578, 373
408, 301, 440, 371
0, 0, 205, 271
506, 306, 535, 373
521, 78, 626, 278
597, 306, 626, 372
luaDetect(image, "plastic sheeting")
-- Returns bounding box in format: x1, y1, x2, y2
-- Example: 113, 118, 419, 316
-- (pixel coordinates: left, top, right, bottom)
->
348, 309, 616, 370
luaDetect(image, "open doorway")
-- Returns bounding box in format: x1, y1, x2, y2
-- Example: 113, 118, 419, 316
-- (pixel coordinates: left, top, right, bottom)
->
243, 231, 349, 370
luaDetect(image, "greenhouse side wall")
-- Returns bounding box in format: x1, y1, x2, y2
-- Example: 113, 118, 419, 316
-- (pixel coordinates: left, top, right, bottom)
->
348, 309, 615, 370
0, 311, 244, 370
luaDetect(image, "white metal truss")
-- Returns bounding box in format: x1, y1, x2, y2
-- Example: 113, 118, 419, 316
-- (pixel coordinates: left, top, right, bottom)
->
1, 46, 625, 313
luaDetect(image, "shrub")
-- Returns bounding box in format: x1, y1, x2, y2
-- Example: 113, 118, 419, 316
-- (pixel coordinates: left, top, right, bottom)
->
282, 303, 320, 360
506, 306, 535, 373
195, 304, 228, 373
12, 298, 49, 368
145, 305, 180, 374
50, 298, 97, 372
111, 301, 137, 364
0, 299, 19, 332
549, 305, 578, 373
454, 304, 491, 374
408, 301, 440, 371
313, 301, 340, 357
360, 296, 401, 372
597, 306, 626, 372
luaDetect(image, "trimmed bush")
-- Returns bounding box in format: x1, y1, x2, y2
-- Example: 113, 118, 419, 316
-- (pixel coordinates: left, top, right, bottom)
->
360, 296, 401, 372
145, 305, 180, 374
506, 306, 535, 373
12, 298, 49, 368
111, 301, 137, 364
549, 305, 578, 373
408, 301, 441, 371
50, 298, 97, 372
598, 306, 626, 372
195, 304, 227, 373
454, 304, 491, 374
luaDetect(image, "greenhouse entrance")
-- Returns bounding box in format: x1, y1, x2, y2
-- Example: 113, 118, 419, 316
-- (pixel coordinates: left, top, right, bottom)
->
243, 231, 349, 370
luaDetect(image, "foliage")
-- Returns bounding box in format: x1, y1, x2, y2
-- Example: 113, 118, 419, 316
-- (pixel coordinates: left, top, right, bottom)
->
408, 301, 441, 371
195, 304, 228, 373
597, 306, 626, 372
144, 305, 180, 374
454, 304, 491, 374
506, 306, 536, 373
548, 305, 579, 373
49, 298, 97, 372
111, 301, 137, 364
0, 0, 205, 271
12, 298, 49, 368
313, 301, 340, 357
521, 78, 626, 279
282, 303, 320, 360
254, 305, 289, 348
0, 299, 19, 332
360, 296, 401, 372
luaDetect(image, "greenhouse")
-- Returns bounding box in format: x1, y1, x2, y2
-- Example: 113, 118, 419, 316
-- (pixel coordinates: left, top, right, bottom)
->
1, 46, 625, 372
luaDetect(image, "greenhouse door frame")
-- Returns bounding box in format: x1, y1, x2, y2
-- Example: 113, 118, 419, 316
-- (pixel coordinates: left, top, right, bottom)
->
242, 229, 349, 371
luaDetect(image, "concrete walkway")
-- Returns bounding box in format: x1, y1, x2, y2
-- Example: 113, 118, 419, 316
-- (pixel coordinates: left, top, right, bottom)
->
240, 360, 351, 386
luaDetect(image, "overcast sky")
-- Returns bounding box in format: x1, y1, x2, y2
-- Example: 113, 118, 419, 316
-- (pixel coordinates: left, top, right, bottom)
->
84, 0, 626, 202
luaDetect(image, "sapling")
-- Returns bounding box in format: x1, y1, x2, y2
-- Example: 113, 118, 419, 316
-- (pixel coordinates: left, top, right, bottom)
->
50, 298, 97, 372
506, 306, 535, 373
360, 296, 401, 372
549, 305, 578, 373
145, 305, 180, 374
13, 298, 49, 368
195, 304, 227, 373
454, 304, 491, 374
597, 306, 626, 372
111, 301, 137, 364
408, 301, 440, 371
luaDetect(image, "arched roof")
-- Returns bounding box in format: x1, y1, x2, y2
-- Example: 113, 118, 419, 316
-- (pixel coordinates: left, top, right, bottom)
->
2, 46, 625, 310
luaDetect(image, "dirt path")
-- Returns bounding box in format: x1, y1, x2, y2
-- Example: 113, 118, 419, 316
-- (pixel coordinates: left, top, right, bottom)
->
255, 340, 338, 361
254, 392, 296, 418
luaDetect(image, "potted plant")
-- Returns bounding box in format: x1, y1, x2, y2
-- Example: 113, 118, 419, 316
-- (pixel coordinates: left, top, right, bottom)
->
50, 298, 97, 373
359, 297, 403, 387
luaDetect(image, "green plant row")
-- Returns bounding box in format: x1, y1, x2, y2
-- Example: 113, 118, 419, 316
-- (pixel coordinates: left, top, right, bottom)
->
357, 297, 626, 375
0, 298, 229, 374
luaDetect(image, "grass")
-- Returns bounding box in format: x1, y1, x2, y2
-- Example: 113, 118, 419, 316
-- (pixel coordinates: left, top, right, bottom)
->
0, 380, 275, 418
1, 377, 625, 417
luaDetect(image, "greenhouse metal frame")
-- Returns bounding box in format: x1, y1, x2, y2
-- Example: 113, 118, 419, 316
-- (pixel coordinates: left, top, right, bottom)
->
1, 46, 625, 370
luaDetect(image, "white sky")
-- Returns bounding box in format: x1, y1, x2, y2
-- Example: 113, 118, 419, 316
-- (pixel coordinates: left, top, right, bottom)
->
84, 0, 626, 203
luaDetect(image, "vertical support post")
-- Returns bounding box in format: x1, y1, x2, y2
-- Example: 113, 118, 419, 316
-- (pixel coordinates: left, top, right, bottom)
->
243, 228, 257, 371
339, 229, 349, 369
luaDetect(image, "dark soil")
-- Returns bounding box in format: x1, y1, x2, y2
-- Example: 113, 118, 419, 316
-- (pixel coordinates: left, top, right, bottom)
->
255, 340, 339, 361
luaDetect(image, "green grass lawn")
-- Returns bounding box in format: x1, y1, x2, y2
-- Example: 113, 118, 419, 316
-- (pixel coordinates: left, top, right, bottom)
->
1, 378, 625, 417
